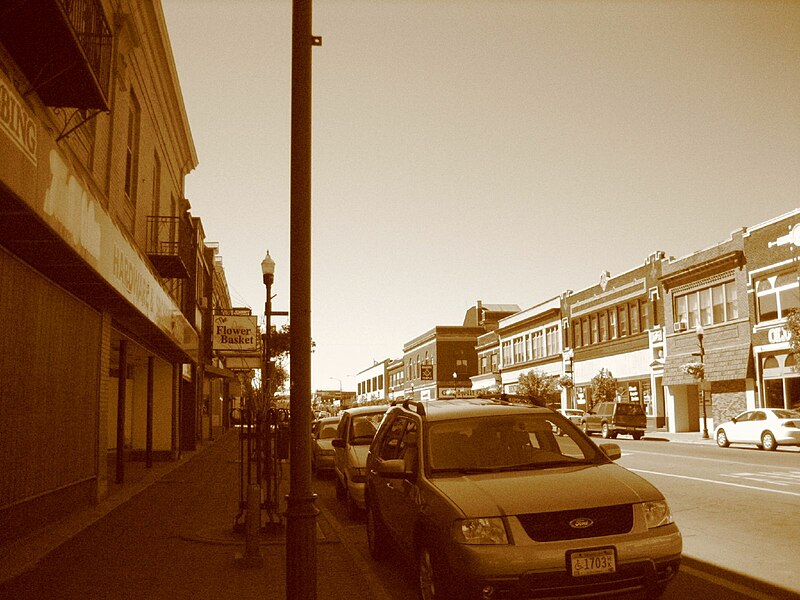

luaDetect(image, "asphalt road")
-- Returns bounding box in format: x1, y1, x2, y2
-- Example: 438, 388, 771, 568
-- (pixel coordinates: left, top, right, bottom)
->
313, 437, 800, 600
614, 436, 800, 596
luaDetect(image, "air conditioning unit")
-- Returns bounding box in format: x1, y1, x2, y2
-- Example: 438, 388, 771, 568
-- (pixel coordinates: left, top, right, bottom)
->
673, 321, 688, 333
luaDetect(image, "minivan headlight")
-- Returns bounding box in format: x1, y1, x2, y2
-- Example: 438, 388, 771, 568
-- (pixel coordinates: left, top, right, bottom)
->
642, 500, 674, 529
454, 517, 509, 545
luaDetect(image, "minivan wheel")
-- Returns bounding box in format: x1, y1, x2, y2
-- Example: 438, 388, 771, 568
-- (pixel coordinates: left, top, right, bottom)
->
418, 545, 453, 600
761, 431, 778, 451
601, 423, 611, 439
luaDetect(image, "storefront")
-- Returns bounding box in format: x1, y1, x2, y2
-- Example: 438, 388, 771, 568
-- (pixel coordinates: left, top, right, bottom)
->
755, 326, 800, 411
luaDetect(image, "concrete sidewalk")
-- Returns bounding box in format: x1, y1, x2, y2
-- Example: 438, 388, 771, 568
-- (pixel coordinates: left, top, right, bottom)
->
0, 429, 385, 600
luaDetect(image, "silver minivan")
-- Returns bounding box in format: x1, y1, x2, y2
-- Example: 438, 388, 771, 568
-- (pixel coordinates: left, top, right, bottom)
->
332, 405, 389, 518
366, 399, 681, 599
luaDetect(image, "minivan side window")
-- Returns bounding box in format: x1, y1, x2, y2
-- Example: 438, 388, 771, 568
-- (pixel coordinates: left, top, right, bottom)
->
377, 416, 408, 460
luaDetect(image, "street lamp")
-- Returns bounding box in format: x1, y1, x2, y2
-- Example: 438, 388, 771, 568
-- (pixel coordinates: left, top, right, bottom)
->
696, 325, 710, 439
261, 251, 275, 408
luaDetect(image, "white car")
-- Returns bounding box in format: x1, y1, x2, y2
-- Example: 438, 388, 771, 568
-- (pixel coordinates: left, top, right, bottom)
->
714, 408, 800, 451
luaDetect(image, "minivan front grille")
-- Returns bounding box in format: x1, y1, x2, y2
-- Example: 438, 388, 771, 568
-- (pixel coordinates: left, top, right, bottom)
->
517, 504, 633, 542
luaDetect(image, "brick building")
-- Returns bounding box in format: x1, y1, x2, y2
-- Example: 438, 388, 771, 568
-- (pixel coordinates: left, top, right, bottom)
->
745, 209, 800, 411
0, 1, 228, 543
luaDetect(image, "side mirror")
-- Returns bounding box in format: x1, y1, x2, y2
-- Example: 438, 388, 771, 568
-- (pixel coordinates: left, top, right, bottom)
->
599, 443, 621, 461
375, 458, 408, 479
731, 417, 738, 423
331, 438, 345, 449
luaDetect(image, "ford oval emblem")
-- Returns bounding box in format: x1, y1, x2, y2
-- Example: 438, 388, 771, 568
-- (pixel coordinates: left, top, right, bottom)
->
569, 517, 594, 529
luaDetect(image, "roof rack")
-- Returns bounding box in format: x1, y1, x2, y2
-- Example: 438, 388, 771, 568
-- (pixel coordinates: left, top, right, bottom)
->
401, 399, 426, 416
478, 393, 547, 408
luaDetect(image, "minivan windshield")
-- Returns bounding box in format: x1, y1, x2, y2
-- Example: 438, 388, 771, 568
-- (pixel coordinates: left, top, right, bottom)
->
426, 414, 606, 474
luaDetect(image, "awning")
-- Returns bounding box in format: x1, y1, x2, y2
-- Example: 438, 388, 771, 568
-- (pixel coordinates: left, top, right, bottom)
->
204, 364, 236, 379
663, 344, 752, 386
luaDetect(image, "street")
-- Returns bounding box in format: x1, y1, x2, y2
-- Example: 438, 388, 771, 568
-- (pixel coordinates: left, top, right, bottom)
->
314, 436, 800, 600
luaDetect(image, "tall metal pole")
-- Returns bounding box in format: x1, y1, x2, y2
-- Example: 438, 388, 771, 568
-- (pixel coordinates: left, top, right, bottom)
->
287, 0, 318, 597
698, 327, 709, 439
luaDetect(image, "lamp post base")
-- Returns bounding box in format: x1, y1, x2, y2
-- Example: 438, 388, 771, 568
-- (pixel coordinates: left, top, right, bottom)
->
285, 492, 319, 599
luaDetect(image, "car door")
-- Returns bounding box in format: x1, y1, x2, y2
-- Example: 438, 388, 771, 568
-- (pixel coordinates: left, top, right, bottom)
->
333, 412, 350, 483
726, 411, 752, 443
745, 411, 768, 445
370, 415, 420, 558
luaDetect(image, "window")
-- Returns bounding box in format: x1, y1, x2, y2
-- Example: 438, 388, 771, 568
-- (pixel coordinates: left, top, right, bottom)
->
573, 320, 582, 348
599, 311, 608, 342
590, 314, 598, 344
490, 353, 499, 372
124, 92, 140, 204
378, 374, 383, 389
545, 326, 559, 355
618, 304, 629, 337
641, 299, 652, 330
480, 355, 488, 374
532, 331, 544, 359
609, 309, 618, 339
502, 341, 512, 365
151, 152, 161, 216
756, 271, 799, 323
674, 280, 739, 328
630, 301, 640, 335
514, 337, 524, 363
581, 318, 590, 347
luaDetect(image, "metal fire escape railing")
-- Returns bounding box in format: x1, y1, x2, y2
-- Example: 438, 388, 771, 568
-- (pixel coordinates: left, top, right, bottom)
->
146, 216, 194, 279
59, 0, 113, 100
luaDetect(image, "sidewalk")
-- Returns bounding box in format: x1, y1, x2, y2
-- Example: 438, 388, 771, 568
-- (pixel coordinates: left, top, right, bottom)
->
0, 429, 384, 600
642, 428, 717, 445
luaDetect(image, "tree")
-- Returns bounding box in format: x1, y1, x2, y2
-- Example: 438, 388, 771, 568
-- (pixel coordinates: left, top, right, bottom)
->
516, 370, 560, 407
786, 308, 800, 369
590, 368, 618, 410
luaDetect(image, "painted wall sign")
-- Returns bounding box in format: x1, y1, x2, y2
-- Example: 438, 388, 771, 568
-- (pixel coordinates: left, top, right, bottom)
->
0, 67, 37, 166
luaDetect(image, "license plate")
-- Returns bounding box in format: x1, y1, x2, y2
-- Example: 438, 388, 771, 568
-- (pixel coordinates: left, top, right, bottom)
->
568, 547, 616, 577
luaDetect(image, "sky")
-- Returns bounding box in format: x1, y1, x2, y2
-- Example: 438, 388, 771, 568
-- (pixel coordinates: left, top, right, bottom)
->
160, 0, 800, 392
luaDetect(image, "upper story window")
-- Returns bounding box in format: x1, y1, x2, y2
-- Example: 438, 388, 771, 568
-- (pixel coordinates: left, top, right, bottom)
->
502, 340, 512, 365
124, 91, 140, 205
545, 326, 560, 355
756, 270, 799, 323
675, 280, 739, 328
513, 337, 525, 363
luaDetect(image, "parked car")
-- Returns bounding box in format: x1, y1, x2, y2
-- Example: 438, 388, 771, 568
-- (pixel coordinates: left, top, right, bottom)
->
312, 415, 341, 473
365, 398, 681, 599
581, 401, 647, 439
714, 408, 800, 451
332, 405, 390, 517
558, 408, 584, 426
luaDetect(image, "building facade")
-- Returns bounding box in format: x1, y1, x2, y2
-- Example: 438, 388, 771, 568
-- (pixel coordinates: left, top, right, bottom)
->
745, 210, 800, 411
661, 230, 753, 433
0, 1, 224, 544
564, 253, 667, 426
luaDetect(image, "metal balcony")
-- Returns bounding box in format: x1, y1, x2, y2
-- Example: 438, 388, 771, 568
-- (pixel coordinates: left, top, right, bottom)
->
0, 0, 112, 110
146, 216, 193, 279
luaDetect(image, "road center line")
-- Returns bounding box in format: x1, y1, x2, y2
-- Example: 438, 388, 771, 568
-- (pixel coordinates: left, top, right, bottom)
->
630, 468, 800, 497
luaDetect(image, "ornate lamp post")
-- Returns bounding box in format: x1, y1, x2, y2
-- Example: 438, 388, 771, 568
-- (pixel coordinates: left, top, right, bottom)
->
696, 325, 710, 439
